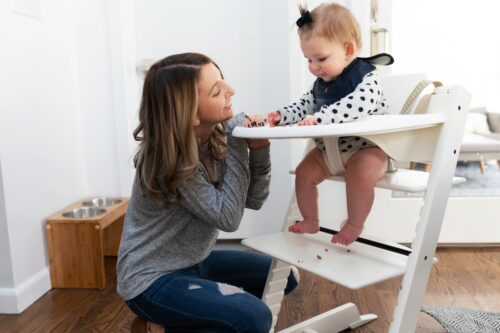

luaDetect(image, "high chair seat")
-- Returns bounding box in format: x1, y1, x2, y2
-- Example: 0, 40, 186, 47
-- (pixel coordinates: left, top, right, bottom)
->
310, 168, 465, 193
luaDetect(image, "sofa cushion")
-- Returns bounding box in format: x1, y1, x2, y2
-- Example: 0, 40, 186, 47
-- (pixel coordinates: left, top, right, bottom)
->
460, 133, 500, 153
480, 132, 500, 141
487, 112, 500, 133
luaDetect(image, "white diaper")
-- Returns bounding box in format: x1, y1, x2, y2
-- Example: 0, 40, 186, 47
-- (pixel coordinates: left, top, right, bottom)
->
322, 149, 355, 176
321, 146, 398, 176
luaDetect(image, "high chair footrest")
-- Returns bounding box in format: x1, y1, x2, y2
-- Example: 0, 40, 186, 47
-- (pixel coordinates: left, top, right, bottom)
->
242, 231, 414, 289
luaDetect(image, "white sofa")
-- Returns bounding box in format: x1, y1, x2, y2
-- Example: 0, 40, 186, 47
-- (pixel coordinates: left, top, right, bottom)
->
459, 107, 500, 173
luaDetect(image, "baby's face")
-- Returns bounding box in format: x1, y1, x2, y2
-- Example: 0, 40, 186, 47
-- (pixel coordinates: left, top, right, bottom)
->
301, 35, 351, 82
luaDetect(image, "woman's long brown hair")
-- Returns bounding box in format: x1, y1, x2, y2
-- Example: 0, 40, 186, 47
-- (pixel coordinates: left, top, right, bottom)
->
133, 53, 228, 207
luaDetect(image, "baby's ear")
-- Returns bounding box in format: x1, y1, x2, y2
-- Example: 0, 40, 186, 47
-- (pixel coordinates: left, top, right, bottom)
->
344, 41, 357, 60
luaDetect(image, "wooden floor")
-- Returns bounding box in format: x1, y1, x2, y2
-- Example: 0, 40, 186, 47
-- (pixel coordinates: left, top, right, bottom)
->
1, 247, 499, 333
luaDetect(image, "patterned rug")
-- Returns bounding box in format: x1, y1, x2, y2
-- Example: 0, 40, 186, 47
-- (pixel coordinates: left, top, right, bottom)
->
421, 305, 500, 333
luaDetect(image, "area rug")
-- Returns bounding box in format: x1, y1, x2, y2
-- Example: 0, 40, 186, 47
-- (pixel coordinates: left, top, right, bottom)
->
421, 305, 500, 333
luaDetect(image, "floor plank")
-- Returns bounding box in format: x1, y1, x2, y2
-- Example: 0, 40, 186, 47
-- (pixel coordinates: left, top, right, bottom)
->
0, 247, 498, 332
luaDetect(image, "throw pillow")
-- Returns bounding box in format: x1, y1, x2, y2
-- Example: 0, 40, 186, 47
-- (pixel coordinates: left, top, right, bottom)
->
487, 112, 500, 133
465, 113, 491, 134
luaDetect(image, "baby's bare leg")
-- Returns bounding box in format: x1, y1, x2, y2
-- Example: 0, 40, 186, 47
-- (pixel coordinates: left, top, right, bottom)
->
332, 148, 388, 245
289, 148, 331, 234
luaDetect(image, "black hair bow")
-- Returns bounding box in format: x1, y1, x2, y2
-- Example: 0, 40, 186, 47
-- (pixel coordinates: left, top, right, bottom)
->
296, 11, 312, 27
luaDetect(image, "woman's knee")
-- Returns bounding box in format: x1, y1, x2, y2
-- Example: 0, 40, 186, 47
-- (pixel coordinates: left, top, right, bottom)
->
239, 300, 272, 333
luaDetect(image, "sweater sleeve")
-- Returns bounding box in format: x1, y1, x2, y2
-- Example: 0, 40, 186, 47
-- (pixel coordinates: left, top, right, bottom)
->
245, 144, 271, 209
277, 87, 316, 125
313, 72, 388, 125
177, 113, 251, 232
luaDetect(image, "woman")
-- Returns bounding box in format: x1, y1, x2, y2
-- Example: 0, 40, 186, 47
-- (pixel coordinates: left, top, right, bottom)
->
117, 52, 298, 333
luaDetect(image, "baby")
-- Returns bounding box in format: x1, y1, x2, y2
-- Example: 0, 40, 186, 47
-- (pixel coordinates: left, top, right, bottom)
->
268, 3, 393, 245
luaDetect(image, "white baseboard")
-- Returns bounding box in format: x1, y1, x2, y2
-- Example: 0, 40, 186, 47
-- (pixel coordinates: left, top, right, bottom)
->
0, 267, 51, 314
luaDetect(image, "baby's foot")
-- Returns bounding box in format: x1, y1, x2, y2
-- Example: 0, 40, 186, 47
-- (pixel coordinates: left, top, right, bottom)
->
288, 219, 319, 234
331, 221, 363, 246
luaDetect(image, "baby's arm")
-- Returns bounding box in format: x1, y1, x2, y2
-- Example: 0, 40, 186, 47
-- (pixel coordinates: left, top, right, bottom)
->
273, 88, 316, 126
267, 111, 281, 127
312, 72, 388, 125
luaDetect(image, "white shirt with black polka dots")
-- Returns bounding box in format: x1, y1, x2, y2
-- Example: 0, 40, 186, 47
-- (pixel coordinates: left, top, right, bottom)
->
277, 71, 388, 152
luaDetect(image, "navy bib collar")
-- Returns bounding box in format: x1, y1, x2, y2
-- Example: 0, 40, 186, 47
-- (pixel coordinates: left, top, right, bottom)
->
313, 59, 375, 111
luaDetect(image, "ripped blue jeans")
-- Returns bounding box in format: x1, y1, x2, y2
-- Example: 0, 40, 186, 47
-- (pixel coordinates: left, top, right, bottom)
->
126, 250, 299, 333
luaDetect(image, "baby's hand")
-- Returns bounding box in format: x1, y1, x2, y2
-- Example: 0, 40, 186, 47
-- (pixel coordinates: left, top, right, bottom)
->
297, 115, 317, 126
244, 114, 267, 128
267, 111, 281, 127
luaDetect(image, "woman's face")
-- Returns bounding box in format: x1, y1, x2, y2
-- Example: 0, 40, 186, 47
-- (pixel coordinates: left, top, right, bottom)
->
196, 63, 235, 126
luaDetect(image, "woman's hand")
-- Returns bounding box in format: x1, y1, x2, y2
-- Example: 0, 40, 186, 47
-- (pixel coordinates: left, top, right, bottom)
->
267, 111, 281, 127
243, 114, 269, 149
244, 114, 267, 128
246, 138, 270, 150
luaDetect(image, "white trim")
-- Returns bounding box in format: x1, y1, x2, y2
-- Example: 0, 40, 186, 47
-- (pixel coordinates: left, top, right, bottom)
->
0, 267, 51, 314
0, 158, 14, 289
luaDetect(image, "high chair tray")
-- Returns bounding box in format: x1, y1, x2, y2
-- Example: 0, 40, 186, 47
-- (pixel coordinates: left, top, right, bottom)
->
242, 231, 415, 290
232, 114, 444, 139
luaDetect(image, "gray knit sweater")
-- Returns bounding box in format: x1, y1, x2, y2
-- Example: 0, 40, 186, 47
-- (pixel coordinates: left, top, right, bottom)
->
116, 113, 271, 300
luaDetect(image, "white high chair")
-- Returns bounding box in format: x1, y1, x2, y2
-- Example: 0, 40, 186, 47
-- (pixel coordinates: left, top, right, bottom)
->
232, 83, 471, 333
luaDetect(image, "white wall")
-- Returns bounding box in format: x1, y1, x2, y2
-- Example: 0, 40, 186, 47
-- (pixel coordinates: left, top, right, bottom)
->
391, 0, 498, 109
71, 0, 123, 196
0, 0, 84, 312
0, 0, 123, 313
132, 0, 295, 238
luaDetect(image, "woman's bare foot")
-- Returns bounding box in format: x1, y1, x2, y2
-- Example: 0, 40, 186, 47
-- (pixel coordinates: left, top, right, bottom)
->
331, 221, 363, 246
288, 219, 319, 234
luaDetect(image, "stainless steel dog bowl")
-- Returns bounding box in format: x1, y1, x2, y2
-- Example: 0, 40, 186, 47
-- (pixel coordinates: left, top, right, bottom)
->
81, 197, 122, 207
62, 207, 107, 218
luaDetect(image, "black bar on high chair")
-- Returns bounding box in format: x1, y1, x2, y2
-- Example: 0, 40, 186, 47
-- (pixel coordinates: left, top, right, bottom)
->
319, 226, 412, 256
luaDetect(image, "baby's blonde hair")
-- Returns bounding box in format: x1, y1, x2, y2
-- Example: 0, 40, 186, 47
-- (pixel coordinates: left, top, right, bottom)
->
298, 3, 362, 51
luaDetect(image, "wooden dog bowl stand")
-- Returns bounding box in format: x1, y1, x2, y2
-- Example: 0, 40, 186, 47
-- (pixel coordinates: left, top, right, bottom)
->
46, 198, 129, 289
